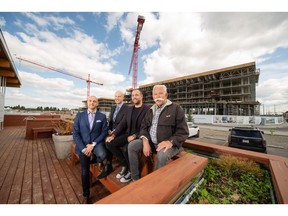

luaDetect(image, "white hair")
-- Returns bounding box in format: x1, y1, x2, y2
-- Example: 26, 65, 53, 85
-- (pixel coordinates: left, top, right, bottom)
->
153, 84, 167, 93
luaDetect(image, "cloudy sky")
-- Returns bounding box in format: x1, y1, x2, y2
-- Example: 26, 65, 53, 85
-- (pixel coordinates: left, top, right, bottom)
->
1, 6, 288, 114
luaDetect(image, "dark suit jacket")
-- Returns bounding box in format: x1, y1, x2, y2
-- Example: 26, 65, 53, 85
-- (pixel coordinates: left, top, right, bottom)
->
108, 103, 128, 131
73, 110, 108, 155
114, 104, 150, 138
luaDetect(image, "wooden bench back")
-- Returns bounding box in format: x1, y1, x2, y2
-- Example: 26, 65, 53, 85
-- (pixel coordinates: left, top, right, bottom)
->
25, 118, 60, 139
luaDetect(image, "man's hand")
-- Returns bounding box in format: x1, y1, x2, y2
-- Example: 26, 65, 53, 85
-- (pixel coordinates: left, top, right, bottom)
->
127, 134, 136, 142
142, 139, 151, 157
83, 144, 94, 156
156, 140, 173, 153
106, 135, 115, 143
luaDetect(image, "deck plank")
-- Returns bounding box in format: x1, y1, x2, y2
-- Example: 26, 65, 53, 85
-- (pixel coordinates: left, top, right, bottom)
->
20, 138, 33, 204
8, 136, 28, 203
38, 138, 56, 204
41, 138, 68, 204
0, 126, 109, 204
45, 138, 79, 204
0, 127, 25, 203
32, 139, 44, 204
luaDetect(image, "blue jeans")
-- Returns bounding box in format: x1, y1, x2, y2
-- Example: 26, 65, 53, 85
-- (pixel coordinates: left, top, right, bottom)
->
79, 142, 108, 197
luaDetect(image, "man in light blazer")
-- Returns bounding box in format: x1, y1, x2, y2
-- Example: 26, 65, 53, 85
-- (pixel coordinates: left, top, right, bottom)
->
73, 96, 109, 204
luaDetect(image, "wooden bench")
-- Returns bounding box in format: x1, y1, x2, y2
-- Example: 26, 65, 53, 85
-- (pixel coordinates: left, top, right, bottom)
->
96, 153, 208, 204
71, 144, 80, 166
70, 144, 188, 194
25, 118, 60, 139
32, 127, 56, 140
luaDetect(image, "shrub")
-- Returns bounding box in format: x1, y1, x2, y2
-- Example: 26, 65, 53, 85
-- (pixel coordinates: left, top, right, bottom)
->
52, 120, 73, 136
190, 155, 273, 204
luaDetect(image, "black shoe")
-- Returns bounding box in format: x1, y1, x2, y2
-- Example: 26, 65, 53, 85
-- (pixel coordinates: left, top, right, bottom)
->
96, 163, 113, 179
116, 166, 128, 179
90, 154, 97, 164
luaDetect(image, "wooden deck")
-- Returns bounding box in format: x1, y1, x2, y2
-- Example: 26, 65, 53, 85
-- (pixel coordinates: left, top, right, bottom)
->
0, 126, 110, 204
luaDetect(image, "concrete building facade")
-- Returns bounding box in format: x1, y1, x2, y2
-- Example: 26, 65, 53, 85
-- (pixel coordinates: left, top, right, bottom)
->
125, 62, 260, 116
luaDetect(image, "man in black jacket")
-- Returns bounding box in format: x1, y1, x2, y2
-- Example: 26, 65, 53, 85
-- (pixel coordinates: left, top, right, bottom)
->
128, 85, 189, 181
97, 90, 128, 179
108, 90, 128, 134
106, 89, 149, 183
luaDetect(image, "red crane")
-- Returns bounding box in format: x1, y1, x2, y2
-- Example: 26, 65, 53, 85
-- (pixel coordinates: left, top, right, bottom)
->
128, 15, 145, 89
15, 56, 103, 98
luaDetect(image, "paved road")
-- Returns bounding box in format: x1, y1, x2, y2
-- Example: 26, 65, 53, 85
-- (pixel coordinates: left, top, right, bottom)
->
189, 123, 288, 158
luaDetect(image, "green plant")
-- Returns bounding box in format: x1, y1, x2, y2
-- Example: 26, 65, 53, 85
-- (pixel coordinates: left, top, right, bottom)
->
189, 155, 273, 204
52, 120, 73, 136
187, 109, 194, 122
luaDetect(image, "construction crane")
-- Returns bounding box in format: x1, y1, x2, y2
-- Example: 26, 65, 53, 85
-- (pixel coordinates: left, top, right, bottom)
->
128, 15, 145, 89
15, 56, 103, 98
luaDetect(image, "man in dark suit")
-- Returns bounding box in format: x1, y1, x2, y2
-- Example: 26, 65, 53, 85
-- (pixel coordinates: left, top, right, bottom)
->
108, 90, 128, 135
73, 96, 109, 204
106, 89, 149, 183
97, 90, 128, 179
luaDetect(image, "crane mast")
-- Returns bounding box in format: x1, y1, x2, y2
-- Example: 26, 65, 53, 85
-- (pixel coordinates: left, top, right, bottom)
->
128, 15, 145, 89
15, 56, 103, 98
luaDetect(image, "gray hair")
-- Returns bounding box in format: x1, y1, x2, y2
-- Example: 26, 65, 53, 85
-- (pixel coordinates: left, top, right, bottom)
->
153, 84, 167, 93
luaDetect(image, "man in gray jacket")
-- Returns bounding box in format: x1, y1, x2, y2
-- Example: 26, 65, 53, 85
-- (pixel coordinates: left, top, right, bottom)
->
128, 84, 189, 181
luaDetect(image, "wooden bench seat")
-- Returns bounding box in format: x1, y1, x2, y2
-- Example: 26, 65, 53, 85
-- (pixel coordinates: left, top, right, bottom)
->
70, 144, 189, 194
32, 127, 56, 140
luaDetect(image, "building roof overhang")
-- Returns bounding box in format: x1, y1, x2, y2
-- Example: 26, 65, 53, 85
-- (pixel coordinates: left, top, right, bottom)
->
0, 28, 21, 88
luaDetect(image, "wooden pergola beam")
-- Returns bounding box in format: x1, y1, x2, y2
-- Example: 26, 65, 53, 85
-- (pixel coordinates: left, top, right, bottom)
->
6, 77, 19, 83
0, 58, 10, 68
0, 69, 15, 77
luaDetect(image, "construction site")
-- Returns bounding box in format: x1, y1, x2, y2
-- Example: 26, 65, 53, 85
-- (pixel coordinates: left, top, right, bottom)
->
125, 61, 260, 116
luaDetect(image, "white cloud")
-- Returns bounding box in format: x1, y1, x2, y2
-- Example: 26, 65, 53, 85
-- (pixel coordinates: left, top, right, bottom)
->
4, 25, 126, 86
257, 77, 288, 114
3, 12, 288, 112
105, 12, 124, 32
24, 12, 75, 30
19, 71, 74, 90
131, 13, 288, 84
0, 16, 5, 27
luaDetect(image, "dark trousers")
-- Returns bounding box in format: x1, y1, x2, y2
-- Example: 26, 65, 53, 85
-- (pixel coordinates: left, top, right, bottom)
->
79, 142, 111, 197
106, 134, 129, 168
79, 154, 91, 197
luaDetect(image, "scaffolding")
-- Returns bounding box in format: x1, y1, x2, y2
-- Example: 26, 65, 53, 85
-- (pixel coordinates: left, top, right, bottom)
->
125, 62, 260, 116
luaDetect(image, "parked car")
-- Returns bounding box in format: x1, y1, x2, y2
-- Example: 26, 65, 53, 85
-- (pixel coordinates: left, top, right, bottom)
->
187, 122, 200, 137
228, 127, 267, 153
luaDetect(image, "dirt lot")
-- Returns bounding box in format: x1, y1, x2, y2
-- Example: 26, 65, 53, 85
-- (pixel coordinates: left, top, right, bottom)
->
191, 127, 288, 158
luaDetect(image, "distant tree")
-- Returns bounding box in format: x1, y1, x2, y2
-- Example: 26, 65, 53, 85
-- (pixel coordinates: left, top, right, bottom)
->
36, 106, 43, 111
187, 109, 194, 122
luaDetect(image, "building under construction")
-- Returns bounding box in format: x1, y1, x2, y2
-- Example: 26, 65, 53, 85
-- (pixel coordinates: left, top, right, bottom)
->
125, 62, 260, 116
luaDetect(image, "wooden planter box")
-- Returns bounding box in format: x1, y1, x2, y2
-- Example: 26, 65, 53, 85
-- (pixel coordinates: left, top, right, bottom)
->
95, 139, 288, 204
182, 139, 288, 204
